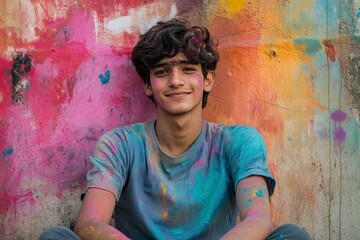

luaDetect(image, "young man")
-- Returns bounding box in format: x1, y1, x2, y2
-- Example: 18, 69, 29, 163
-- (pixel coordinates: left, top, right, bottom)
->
40, 19, 311, 240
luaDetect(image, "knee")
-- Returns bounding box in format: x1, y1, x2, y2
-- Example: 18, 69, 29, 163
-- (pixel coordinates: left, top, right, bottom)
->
38, 226, 76, 240
277, 223, 311, 240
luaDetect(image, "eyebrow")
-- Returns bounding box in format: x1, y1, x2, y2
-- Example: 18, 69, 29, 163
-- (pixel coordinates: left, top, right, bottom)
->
153, 60, 198, 69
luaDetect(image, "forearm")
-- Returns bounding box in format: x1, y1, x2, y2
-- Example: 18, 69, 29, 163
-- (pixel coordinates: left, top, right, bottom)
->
220, 216, 273, 240
74, 220, 130, 240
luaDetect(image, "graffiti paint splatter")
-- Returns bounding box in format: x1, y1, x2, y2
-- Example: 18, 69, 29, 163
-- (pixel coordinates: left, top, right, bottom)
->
323, 40, 336, 62
2, 148, 14, 158
10, 53, 32, 104
99, 70, 111, 85
331, 110, 347, 122
331, 109, 348, 144
219, 0, 245, 17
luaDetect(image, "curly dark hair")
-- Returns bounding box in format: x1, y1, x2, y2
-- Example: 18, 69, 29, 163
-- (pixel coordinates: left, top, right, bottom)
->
131, 19, 219, 108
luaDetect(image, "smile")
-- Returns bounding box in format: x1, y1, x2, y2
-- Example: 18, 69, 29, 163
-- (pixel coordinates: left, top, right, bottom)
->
165, 91, 191, 98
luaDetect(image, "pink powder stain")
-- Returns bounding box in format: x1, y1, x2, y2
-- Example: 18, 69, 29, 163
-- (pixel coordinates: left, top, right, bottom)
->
25, 11, 93, 145
0, 191, 36, 215
193, 159, 203, 168
1, 8, 154, 211
0, 4, 157, 236
244, 209, 262, 217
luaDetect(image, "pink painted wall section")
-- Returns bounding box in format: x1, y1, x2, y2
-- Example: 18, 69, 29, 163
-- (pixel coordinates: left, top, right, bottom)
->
1, 1, 360, 239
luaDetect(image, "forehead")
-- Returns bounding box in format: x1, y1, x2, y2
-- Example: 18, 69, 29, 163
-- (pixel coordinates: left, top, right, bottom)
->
155, 52, 196, 66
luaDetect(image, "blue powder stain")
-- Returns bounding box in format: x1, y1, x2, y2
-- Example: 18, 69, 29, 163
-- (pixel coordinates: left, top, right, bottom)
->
110, 108, 114, 113
248, 198, 252, 203
99, 70, 111, 85
357, 9, 360, 18
101, 128, 104, 133
279, 233, 284, 238
294, 38, 322, 55
256, 189, 264, 197
2, 148, 14, 158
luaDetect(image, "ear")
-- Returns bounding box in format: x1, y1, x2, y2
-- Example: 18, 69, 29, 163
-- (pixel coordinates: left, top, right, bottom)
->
144, 83, 153, 96
204, 70, 215, 93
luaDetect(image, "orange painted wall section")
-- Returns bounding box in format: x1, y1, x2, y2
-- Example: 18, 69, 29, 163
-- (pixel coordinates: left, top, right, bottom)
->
1, 1, 360, 239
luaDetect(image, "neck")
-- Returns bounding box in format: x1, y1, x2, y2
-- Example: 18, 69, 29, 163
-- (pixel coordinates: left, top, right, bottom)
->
155, 109, 203, 157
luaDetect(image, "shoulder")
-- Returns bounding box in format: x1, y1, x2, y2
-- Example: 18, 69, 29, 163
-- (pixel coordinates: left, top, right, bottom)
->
97, 121, 153, 146
206, 122, 262, 141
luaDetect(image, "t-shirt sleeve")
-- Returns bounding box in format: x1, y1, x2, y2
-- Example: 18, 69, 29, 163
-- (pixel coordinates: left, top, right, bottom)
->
224, 126, 276, 197
85, 129, 130, 201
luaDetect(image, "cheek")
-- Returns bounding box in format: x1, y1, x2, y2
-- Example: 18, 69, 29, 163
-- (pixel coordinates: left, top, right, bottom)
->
151, 78, 159, 87
194, 74, 204, 88
193, 74, 205, 98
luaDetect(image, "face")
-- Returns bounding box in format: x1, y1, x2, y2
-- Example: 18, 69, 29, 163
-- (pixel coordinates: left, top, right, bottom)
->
144, 52, 215, 116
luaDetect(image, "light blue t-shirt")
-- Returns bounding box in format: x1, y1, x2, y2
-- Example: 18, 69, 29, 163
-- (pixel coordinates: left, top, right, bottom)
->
86, 120, 275, 240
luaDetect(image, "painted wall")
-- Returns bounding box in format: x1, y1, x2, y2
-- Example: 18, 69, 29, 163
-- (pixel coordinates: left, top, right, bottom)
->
0, 0, 359, 239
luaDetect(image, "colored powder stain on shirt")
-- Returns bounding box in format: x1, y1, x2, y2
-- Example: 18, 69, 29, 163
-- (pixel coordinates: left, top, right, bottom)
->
86, 121, 275, 238
160, 182, 167, 196
279, 233, 285, 238
163, 210, 168, 219
193, 159, 203, 168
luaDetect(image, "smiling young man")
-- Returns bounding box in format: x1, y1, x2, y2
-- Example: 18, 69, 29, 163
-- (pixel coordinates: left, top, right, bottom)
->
39, 19, 311, 240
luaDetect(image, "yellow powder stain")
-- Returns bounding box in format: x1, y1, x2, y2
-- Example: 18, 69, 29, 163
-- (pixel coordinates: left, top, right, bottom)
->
163, 210, 168, 219
251, 191, 256, 198
258, 40, 326, 114
219, 0, 245, 16
160, 182, 168, 219
160, 182, 166, 196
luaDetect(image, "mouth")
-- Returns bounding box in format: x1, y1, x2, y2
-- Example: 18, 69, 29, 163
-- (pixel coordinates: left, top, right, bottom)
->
165, 91, 191, 98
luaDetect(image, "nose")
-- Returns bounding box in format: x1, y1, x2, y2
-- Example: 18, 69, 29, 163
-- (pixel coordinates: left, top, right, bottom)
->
168, 68, 184, 87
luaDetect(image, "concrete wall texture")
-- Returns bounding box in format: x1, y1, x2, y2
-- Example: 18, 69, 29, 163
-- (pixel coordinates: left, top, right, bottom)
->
0, 0, 359, 239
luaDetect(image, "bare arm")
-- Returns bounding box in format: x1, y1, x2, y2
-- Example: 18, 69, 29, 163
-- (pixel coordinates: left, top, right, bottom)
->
74, 188, 130, 240
221, 176, 273, 240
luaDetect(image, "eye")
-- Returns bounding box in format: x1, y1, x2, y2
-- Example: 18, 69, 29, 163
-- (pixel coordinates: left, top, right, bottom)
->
183, 67, 197, 73
153, 69, 168, 77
